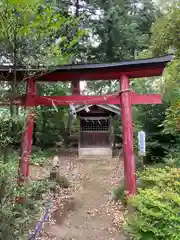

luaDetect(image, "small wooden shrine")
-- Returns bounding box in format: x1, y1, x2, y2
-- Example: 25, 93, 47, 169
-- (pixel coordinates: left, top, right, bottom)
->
75, 104, 120, 159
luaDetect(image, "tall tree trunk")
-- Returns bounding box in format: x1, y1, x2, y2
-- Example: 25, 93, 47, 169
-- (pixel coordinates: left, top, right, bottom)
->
10, 71, 16, 117
10, 32, 17, 118
75, 0, 79, 18
10, 35, 18, 140
64, 110, 73, 147
65, 0, 80, 147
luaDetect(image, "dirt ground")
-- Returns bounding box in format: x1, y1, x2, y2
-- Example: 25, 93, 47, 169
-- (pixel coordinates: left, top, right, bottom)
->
36, 152, 126, 240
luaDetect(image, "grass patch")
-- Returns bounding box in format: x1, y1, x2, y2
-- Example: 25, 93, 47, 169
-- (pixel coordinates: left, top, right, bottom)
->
0, 160, 52, 240
30, 149, 54, 166
113, 185, 125, 202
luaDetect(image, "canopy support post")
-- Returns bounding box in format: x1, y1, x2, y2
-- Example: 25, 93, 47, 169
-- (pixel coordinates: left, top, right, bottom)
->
120, 75, 136, 196
71, 79, 80, 95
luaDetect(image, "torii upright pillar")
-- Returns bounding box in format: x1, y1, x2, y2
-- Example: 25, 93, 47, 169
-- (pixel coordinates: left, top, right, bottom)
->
19, 79, 36, 182
120, 75, 136, 196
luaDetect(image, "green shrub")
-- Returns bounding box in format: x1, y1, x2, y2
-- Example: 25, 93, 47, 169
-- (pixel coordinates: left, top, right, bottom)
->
136, 167, 180, 193
28, 179, 54, 200
113, 185, 125, 202
31, 151, 47, 166
0, 114, 24, 161
30, 149, 54, 166
124, 167, 180, 240
0, 161, 51, 239
163, 145, 180, 168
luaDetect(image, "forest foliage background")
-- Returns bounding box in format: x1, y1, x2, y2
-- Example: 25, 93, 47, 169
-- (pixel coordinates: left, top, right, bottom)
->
0, 0, 178, 164
0, 0, 180, 181
0, 0, 179, 239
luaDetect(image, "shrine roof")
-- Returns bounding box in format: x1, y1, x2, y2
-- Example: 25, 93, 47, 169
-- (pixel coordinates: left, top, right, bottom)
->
75, 104, 120, 115
0, 54, 172, 81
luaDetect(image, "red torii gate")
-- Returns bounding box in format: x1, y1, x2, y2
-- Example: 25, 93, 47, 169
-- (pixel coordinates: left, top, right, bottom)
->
0, 54, 172, 196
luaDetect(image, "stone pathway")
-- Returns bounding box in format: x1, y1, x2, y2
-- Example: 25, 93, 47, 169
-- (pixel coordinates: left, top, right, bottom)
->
45, 157, 125, 240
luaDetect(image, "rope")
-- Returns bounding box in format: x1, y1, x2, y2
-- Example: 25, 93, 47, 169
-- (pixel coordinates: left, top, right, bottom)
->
9, 89, 131, 108
28, 200, 51, 240
38, 91, 120, 106
119, 89, 130, 94
38, 89, 131, 107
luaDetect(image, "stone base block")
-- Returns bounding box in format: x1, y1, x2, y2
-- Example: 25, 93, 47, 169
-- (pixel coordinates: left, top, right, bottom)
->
79, 148, 112, 159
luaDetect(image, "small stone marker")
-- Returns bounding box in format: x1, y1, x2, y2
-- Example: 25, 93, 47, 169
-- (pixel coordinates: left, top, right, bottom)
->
50, 156, 60, 180
138, 131, 146, 156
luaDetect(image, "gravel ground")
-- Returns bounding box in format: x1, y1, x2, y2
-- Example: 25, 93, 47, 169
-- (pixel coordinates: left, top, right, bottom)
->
32, 152, 126, 240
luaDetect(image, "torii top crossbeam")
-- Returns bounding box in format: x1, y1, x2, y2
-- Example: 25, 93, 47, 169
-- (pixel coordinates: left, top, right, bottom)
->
36, 54, 172, 81
0, 54, 172, 82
